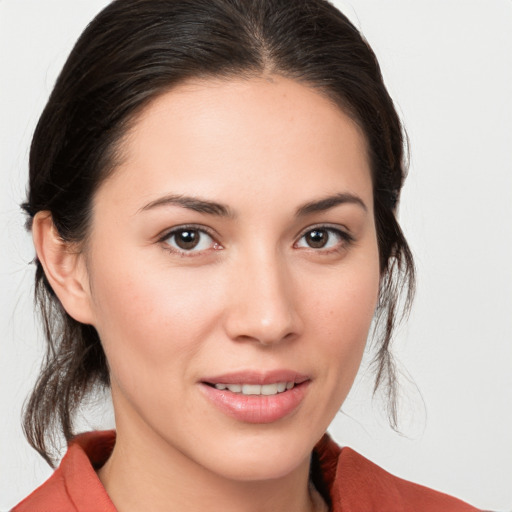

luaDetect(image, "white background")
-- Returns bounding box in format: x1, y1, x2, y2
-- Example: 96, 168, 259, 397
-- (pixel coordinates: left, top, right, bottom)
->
1, 1, 511, 510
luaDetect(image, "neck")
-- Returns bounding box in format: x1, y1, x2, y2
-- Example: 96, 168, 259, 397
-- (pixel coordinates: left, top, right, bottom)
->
98, 417, 323, 512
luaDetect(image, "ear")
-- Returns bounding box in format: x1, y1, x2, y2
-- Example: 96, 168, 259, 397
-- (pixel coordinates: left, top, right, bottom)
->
32, 212, 95, 325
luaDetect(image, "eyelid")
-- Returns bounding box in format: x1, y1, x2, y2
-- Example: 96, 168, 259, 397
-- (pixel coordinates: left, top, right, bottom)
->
157, 223, 217, 241
156, 223, 354, 256
294, 223, 355, 250
157, 224, 222, 255
295, 223, 354, 241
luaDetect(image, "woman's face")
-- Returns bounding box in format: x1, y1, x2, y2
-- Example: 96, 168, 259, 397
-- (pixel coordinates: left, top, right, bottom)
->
83, 76, 380, 481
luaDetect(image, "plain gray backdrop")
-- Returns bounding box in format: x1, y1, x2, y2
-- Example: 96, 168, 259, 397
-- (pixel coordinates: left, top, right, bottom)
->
1, 1, 511, 510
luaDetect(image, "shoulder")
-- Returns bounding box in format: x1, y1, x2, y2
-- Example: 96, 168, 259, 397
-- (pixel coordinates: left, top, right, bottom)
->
12, 431, 116, 512
313, 435, 481, 512
12, 466, 72, 512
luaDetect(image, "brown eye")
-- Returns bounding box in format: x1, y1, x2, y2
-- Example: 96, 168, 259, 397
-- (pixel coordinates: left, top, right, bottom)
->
174, 229, 200, 249
296, 227, 350, 251
305, 229, 328, 248
164, 228, 216, 253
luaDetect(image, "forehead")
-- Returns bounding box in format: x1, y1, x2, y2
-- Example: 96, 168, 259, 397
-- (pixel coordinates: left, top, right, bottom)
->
98, 75, 372, 213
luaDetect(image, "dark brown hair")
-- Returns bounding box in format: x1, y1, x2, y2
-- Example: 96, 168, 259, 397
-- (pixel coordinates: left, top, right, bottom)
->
22, 0, 414, 466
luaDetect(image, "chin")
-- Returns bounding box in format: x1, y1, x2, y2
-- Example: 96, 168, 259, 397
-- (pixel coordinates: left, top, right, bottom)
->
212, 450, 309, 482
192, 426, 321, 482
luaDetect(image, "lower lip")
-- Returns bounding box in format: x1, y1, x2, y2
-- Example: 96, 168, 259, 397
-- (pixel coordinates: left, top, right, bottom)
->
199, 382, 309, 424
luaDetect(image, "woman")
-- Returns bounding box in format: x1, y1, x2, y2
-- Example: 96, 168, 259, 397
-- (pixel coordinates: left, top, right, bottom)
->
9, 0, 485, 510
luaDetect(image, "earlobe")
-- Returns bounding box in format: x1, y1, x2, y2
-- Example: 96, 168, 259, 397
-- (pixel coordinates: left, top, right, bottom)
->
32, 212, 95, 325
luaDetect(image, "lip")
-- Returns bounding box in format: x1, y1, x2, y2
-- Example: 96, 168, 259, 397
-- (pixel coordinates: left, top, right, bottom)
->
199, 369, 310, 424
201, 369, 309, 386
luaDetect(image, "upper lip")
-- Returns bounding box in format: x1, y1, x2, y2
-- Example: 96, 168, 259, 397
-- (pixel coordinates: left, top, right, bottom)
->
201, 369, 310, 386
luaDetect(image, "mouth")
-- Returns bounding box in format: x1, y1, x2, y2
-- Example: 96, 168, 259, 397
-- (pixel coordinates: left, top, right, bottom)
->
205, 381, 298, 396
199, 371, 310, 423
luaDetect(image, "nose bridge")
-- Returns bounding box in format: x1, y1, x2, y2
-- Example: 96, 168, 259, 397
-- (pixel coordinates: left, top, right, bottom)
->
224, 244, 300, 345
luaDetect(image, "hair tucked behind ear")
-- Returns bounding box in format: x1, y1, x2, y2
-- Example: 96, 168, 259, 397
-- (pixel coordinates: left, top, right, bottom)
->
23, 264, 108, 466
23, 0, 414, 466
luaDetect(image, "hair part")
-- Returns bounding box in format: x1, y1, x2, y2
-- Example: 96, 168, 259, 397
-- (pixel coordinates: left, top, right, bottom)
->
23, 0, 415, 466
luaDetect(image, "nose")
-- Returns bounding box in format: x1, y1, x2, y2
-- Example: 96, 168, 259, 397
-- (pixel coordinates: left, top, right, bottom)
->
223, 251, 303, 346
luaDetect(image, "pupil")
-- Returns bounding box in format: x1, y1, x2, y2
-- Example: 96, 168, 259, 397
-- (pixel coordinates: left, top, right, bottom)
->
306, 230, 327, 248
176, 230, 199, 250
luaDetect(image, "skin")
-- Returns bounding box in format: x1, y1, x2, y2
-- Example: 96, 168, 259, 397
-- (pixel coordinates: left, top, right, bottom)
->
34, 76, 380, 512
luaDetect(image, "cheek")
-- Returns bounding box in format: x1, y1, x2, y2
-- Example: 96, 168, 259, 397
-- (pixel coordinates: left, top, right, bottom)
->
87, 251, 222, 380
306, 254, 380, 344
301, 252, 380, 409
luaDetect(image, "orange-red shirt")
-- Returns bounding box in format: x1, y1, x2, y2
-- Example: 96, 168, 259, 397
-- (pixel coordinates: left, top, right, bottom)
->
13, 431, 480, 511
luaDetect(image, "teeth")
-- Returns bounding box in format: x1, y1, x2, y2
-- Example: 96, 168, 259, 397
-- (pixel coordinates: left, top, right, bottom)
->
213, 381, 295, 395
277, 382, 286, 393
242, 384, 261, 395
261, 384, 278, 395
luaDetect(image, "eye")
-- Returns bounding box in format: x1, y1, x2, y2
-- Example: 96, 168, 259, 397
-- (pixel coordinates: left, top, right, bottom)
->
162, 227, 220, 254
295, 227, 351, 251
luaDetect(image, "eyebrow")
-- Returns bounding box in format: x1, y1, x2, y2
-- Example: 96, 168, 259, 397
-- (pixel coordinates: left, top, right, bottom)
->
139, 194, 234, 217
139, 191, 367, 218
295, 193, 367, 216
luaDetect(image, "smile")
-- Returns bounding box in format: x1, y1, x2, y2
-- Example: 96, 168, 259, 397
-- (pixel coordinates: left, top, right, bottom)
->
211, 382, 295, 395
200, 371, 310, 423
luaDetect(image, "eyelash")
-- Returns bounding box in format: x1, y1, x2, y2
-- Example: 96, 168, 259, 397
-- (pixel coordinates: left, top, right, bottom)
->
294, 225, 355, 254
158, 224, 354, 257
158, 224, 221, 257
